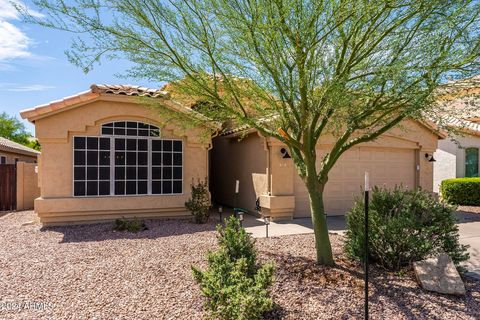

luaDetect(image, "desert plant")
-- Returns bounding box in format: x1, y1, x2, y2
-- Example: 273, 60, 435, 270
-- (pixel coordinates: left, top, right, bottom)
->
185, 179, 211, 224
345, 186, 469, 270
441, 177, 480, 206
114, 217, 147, 233
192, 216, 274, 320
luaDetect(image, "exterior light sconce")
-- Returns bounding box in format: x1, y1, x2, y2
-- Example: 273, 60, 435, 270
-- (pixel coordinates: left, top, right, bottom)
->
424, 153, 436, 162
280, 148, 291, 159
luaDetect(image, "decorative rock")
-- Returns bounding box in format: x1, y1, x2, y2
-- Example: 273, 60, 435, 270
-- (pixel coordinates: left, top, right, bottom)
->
413, 253, 466, 295
21, 221, 35, 226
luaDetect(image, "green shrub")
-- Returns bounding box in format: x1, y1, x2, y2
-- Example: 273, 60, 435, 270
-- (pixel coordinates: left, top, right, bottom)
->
344, 186, 469, 270
441, 177, 480, 206
192, 216, 274, 320
185, 179, 211, 224
114, 217, 147, 233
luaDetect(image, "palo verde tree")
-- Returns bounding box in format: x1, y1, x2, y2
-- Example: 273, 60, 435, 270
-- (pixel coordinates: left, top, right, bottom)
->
21, 0, 480, 265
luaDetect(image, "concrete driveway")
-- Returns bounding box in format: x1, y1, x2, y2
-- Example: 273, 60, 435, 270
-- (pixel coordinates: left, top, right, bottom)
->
243, 208, 480, 278
456, 209, 480, 279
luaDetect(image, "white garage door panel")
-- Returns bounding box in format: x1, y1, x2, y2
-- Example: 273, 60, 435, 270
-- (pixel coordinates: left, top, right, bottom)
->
294, 147, 416, 217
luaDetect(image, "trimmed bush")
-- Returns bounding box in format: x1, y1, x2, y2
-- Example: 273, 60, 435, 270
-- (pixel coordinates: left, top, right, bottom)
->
345, 186, 469, 270
185, 180, 212, 223
192, 216, 274, 320
185, 179, 211, 224
114, 217, 147, 233
441, 177, 480, 206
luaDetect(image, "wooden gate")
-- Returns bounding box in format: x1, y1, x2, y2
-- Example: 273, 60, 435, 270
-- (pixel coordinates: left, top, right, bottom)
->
0, 164, 16, 211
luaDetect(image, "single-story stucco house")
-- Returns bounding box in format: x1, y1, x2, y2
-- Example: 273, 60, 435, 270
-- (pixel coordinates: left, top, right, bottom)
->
21, 85, 219, 225
433, 76, 480, 192
0, 137, 39, 164
22, 84, 443, 225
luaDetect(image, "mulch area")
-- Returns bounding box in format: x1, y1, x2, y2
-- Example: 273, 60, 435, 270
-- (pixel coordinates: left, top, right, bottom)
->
0, 211, 479, 319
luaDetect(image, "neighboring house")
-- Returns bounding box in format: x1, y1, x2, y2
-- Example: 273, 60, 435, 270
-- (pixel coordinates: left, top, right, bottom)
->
21, 84, 442, 225
211, 120, 443, 219
433, 76, 480, 192
21, 84, 219, 226
0, 137, 39, 164
0, 137, 40, 211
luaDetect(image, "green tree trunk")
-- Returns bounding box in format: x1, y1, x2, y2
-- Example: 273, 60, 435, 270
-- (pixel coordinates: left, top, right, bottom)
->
307, 181, 334, 266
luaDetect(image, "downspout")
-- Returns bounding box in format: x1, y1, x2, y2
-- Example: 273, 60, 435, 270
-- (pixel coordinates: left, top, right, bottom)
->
260, 133, 272, 196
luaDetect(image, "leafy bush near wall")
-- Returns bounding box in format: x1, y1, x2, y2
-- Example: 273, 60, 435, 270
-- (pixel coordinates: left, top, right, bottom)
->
185, 179, 211, 224
441, 178, 480, 206
345, 186, 469, 270
192, 216, 274, 320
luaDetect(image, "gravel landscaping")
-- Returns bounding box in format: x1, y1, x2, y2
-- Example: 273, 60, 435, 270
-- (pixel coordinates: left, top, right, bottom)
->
1, 211, 479, 319
458, 206, 480, 215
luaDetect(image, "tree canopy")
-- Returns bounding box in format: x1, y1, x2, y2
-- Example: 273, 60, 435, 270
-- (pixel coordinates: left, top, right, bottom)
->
21, 0, 480, 264
0, 112, 40, 150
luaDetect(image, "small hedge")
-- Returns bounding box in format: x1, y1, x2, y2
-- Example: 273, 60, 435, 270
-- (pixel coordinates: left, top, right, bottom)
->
345, 186, 469, 270
441, 177, 480, 206
192, 216, 274, 319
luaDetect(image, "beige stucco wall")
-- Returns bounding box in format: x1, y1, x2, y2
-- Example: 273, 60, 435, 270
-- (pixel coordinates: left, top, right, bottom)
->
16, 162, 40, 210
210, 132, 267, 213
0, 150, 37, 164
212, 119, 439, 220
33, 97, 212, 225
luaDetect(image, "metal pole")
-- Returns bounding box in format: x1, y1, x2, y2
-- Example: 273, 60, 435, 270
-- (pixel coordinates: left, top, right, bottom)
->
266, 222, 269, 238
364, 172, 369, 320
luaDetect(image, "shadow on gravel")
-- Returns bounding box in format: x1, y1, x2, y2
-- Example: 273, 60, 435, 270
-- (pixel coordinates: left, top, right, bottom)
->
260, 251, 480, 319
41, 217, 226, 243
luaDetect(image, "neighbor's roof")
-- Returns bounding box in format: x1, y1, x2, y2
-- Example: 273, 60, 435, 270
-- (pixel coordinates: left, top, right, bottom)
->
434, 75, 480, 136
436, 75, 480, 120
442, 116, 480, 137
0, 137, 40, 157
20, 84, 220, 129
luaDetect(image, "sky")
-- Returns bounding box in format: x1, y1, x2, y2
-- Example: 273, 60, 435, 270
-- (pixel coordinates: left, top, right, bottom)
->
0, 0, 158, 134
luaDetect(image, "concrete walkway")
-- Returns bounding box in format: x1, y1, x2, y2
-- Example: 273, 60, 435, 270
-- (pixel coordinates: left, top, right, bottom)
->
242, 214, 346, 238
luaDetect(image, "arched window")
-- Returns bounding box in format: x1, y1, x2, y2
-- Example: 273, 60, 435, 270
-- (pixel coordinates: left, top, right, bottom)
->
73, 121, 182, 197
465, 147, 479, 177
101, 121, 160, 137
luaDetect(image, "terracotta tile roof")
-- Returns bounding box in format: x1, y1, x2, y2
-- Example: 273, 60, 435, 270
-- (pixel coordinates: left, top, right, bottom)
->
91, 84, 170, 98
20, 84, 221, 130
436, 75, 480, 120
0, 137, 40, 156
443, 116, 480, 136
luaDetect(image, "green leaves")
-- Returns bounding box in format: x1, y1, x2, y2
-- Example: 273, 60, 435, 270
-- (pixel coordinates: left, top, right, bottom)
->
0, 112, 39, 150
441, 177, 480, 206
192, 216, 274, 319
185, 179, 211, 223
344, 186, 469, 270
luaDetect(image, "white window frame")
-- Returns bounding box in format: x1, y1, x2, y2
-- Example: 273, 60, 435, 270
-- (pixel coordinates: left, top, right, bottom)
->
72, 123, 183, 197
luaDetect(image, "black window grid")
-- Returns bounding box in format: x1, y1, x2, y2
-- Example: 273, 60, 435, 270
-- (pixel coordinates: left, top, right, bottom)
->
73, 135, 183, 197
101, 121, 160, 137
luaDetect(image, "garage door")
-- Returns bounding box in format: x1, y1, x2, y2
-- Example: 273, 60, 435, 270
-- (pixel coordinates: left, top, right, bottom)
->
294, 147, 416, 217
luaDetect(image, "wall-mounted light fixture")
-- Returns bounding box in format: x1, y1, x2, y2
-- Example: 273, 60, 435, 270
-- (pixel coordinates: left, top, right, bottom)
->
280, 147, 291, 159
424, 153, 436, 162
